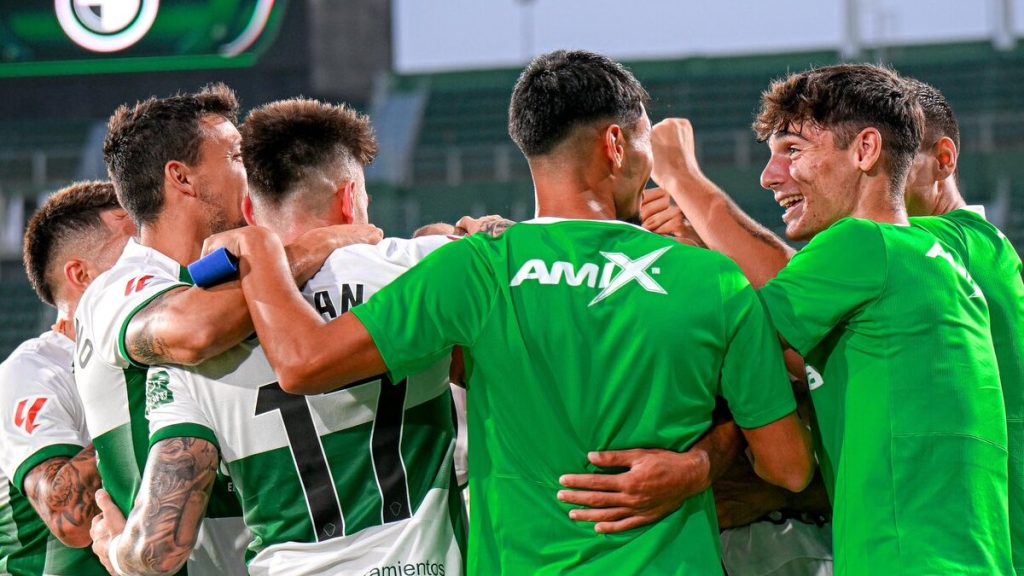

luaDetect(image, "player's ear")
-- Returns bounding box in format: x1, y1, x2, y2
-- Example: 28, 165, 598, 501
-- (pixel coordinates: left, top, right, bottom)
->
852, 127, 883, 174
165, 160, 196, 198
62, 258, 92, 297
604, 124, 626, 172
338, 180, 357, 225
934, 136, 958, 180
242, 194, 257, 226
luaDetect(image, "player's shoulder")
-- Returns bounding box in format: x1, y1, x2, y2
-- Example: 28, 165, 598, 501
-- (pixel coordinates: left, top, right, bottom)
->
0, 331, 72, 394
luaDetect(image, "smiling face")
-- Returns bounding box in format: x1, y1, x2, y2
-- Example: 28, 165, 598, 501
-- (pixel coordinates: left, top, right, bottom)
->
760, 123, 861, 241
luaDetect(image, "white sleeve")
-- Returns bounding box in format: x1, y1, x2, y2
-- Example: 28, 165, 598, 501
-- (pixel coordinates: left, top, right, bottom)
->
0, 352, 88, 492
82, 271, 188, 370
387, 235, 456, 266
145, 366, 219, 450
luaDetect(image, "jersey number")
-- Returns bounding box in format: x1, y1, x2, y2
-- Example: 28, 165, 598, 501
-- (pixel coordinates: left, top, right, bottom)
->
255, 377, 411, 541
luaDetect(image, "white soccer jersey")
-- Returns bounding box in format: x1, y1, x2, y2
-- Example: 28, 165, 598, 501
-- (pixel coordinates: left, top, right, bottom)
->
0, 331, 88, 488
146, 236, 466, 575
0, 330, 108, 575
73, 239, 190, 513
73, 238, 248, 576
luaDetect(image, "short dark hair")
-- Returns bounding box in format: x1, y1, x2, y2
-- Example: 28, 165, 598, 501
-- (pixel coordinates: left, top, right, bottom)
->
753, 64, 923, 190
903, 77, 960, 152
241, 98, 378, 206
509, 50, 650, 157
104, 83, 239, 225
23, 181, 121, 307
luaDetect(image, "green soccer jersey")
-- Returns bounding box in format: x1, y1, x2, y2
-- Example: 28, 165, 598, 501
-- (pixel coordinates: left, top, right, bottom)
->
912, 207, 1024, 574
760, 217, 1012, 576
353, 218, 798, 575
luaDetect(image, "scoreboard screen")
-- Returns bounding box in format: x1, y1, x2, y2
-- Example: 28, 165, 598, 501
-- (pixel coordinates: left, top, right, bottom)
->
0, 0, 288, 77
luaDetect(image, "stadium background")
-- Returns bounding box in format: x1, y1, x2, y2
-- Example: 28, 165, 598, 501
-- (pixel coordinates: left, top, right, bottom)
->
1, 0, 1023, 358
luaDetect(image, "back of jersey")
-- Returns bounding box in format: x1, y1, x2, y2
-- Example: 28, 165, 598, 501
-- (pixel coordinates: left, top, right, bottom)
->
146, 237, 465, 576
351, 219, 796, 574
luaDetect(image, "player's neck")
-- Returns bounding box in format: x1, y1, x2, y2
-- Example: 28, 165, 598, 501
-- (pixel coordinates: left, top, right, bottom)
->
850, 177, 909, 226
931, 179, 967, 216
139, 219, 205, 265
532, 170, 619, 221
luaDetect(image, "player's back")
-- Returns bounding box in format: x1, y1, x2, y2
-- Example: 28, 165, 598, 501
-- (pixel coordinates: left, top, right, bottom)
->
912, 208, 1024, 573
146, 237, 464, 576
0, 333, 107, 576
455, 219, 794, 574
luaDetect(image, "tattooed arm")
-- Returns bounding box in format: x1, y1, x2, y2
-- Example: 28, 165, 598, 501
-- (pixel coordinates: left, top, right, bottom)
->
98, 437, 219, 576
23, 445, 101, 548
124, 224, 384, 367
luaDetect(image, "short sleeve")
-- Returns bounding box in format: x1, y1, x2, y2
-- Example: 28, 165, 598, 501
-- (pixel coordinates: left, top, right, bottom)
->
145, 367, 219, 450
717, 263, 797, 429
0, 354, 87, 493
78, 272, 188, 371
759, 219, 886, 356
352, 238, 497, 382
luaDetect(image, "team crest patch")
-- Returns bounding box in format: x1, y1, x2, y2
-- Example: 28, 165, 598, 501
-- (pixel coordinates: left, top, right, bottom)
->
146, 369, 174, 416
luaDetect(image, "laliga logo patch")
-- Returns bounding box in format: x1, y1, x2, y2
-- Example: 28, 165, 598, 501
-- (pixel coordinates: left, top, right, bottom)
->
13, 397, 49, 435
55, 0, 160, 53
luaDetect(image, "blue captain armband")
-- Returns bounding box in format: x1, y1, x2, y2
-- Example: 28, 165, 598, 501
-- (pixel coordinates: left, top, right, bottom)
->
188, 247, 239, 288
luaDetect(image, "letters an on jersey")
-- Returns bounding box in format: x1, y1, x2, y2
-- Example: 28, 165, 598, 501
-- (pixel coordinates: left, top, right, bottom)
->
13, 397, 49, 435
509, 246, 672, 306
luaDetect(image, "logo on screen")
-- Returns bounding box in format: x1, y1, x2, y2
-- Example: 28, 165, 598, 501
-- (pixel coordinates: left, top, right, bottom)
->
55, 0, 160, 53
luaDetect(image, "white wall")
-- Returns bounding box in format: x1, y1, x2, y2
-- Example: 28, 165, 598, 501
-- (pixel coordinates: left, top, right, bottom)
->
394, 0, 1017, 73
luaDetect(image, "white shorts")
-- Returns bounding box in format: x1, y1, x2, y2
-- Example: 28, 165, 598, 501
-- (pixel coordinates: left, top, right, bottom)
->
720, 519, 833, 576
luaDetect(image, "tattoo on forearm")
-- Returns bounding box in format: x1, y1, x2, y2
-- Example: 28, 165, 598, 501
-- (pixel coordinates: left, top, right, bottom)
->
120, 438, 218, 576
480, 219, 515, 238
24, 445, 101, 542
126, 296, 173, 365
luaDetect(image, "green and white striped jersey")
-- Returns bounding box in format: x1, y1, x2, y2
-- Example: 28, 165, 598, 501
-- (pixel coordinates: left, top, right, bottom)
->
0, 331, 106, 576
146, 237, 466, 576
73, 238, 248, 576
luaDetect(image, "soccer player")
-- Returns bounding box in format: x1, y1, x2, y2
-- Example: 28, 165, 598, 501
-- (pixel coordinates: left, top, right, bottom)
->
0, 182, 133, 576
903, 77, 1024, 574
90, 98, 466, 576
199, 50, 814, 574
74, 85, 381, 575
648, 64, 1012, 574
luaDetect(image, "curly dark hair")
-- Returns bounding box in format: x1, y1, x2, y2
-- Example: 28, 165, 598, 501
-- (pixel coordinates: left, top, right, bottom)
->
753, 64, 923, 190
104, 83, 239, 225
241, 98, 378, 206
509, 50, 650, 157
23, 181, 121, 307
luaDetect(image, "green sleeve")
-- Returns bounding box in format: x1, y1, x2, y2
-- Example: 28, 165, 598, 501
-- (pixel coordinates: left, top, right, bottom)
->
759, 218, 886, 356
352, 238, 497, 382
718, 262, 796, 429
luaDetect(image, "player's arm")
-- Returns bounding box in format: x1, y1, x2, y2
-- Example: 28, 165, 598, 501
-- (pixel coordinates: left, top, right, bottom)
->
738, 412, 813, 491
558, 416, 743, 533
125, 224, 383, 367
22, 445, 101, 548
650, 118, 793, 288
202, 226, 386, 394
90, 437, 218, 576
